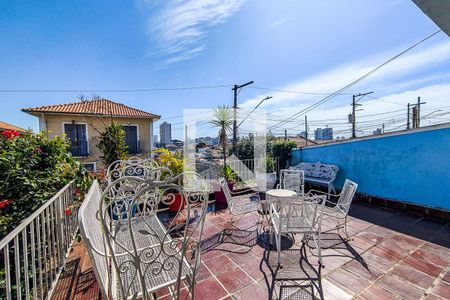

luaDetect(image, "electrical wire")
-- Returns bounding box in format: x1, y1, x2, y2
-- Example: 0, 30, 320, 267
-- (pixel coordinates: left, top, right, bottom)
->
267, 30, 443, 131
0, 85, 234, 93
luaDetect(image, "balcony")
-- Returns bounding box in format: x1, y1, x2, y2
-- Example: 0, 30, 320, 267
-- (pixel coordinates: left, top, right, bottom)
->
49, 196, 449, 300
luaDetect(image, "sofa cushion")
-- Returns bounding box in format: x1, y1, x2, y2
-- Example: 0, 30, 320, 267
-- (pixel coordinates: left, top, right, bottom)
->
290, 161, 338, 180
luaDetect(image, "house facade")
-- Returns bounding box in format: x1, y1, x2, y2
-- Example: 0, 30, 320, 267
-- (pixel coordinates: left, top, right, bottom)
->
22, 99, 160, 170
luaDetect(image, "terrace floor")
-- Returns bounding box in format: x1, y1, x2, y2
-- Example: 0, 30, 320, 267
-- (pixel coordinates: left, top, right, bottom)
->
51, 199, 450, 300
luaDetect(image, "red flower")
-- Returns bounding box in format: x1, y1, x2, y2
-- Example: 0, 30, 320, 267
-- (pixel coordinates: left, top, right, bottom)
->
65, 207, 72, 215
0, 199, 13, 209
36, 147, 43, 153
1, 130, 20, 140
74, 188, 81, 196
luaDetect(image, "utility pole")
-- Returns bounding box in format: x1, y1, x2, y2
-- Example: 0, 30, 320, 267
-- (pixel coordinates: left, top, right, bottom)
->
412, 106, 418, 128
232, 81, 254, 154
284, 129, 287, 141
305, 115, 308, 146
407, 103, 410, 129
351, 91, 373, 138
408, 97, 426, 129
417, 96, 425, 127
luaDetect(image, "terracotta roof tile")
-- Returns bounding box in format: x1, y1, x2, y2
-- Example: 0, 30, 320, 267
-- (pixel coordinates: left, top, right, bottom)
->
22, 99, 160, 119
0, 121, 27, 133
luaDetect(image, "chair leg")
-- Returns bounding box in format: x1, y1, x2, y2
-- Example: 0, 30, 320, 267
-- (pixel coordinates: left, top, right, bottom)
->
276, 233, 282, 267
343, 215, 351, 241
330, 183, 336, 195
269, 225, 273, 245
312, 233, 323, 268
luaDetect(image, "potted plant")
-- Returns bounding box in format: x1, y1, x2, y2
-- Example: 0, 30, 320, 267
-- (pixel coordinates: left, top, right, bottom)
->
213, 165, 237, 205
152, 148, 185, 212
255, 157, 277, 192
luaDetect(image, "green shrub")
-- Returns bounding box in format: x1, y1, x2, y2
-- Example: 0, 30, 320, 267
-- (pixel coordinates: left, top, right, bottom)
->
97, 122, 128, 167
272, 140, 297, 169
0, 130, 91, 238
256, 157, 276, 173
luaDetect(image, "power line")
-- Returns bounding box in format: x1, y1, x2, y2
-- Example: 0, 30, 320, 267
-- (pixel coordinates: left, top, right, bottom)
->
248, 86, 352, 96
267, 29, 443, 131
0, 85, 233, 93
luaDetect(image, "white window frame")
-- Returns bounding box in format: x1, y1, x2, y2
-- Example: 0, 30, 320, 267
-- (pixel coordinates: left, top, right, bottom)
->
82, 162, 97, 172
62, 122, 89, 157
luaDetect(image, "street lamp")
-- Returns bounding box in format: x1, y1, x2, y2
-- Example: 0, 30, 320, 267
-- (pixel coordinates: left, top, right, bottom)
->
237, 96, 272, 128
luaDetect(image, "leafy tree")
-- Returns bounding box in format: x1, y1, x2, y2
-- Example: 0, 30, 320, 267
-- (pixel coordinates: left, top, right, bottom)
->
97, 122, 128, 167
236, 136, 254, 160
272, 140, 297, 169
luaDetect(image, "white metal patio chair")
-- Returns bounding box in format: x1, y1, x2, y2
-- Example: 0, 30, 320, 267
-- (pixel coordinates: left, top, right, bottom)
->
306, 179, 358, 240
220, 177, 261, 230
80, 169, 210, 300
277, 169, 305, 196
268, 194, 326, 267
106, 157, 160, 184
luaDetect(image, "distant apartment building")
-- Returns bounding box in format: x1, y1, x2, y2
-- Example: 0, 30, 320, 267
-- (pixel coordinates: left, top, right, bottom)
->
314, 127, 333, 141
153, 135, 159, 146
196, 136, 215, 146
159, 122, 171, 145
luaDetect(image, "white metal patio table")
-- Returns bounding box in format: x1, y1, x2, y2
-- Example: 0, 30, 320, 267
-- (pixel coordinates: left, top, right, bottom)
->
266, 189, 297, 198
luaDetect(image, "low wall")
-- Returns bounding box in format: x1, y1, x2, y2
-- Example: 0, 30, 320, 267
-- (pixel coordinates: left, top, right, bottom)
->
290, 124, 450, 211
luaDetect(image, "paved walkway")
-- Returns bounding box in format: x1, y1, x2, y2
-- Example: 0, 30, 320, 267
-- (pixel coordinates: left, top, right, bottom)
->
51, 201, 450, 300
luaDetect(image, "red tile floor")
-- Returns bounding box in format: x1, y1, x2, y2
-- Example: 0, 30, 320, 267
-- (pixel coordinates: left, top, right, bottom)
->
51, 200, 450, 300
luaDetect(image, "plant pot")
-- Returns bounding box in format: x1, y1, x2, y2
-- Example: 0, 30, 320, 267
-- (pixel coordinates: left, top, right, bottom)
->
168, 192, 185, 212
110, 200, 138, 220
255, 172, 277, 192
212, 181, 235, 205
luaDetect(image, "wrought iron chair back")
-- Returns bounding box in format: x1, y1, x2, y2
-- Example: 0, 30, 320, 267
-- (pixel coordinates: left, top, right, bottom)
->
336, 179, 358, 215
268, 195, 325, 234
268, 194, 326, 265
106, 158, 160, 184
99, 170, 210, 300
278, 169, 305, 196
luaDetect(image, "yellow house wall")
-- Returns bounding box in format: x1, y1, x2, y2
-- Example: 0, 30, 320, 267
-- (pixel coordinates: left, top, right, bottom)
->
41, 114, 155, 168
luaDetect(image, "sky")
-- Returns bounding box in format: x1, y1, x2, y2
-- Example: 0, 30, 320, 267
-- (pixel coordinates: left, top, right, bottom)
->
1, 0, 449, 140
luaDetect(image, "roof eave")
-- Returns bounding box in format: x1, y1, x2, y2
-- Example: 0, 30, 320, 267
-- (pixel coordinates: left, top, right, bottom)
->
22, 110, 161, 120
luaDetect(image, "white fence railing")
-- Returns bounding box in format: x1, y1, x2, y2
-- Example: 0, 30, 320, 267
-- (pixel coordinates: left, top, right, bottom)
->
227, 157, 281, 182
0, 181, 77, 300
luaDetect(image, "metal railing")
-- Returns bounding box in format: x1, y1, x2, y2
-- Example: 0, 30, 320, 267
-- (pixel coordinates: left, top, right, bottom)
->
227, 157, 280, 182
0, 181, 78, 300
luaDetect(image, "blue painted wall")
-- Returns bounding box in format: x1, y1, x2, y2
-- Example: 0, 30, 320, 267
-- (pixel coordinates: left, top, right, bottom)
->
290, 126, 450, 211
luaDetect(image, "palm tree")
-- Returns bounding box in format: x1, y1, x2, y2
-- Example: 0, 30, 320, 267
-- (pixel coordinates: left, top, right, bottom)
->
210, 105, 233, 165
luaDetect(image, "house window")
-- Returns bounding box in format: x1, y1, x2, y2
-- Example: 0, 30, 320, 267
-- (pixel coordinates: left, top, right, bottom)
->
123, 125, 140, 154
64, 123, 89, 156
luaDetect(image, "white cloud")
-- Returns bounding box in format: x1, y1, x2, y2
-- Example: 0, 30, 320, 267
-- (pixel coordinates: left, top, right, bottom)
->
139, 0, 246, 66
239, 40, 450, 137
269, 16, 289, 29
